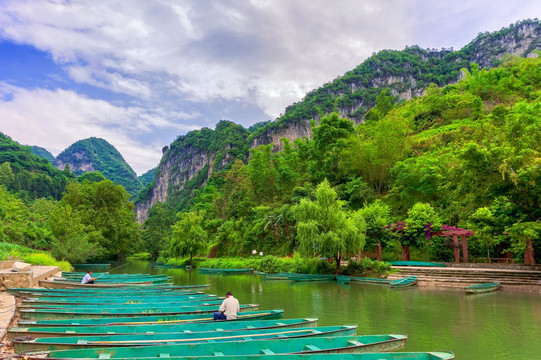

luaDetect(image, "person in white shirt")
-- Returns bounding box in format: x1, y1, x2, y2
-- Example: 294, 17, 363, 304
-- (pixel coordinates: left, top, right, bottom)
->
81, 270, 96, 284
214, 291, 240, 320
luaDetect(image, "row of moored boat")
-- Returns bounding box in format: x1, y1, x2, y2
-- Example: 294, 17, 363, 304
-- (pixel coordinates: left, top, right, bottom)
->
7, 272, 454, 359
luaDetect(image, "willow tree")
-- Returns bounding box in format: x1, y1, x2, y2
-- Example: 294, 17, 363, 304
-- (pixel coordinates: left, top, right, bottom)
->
170, 211, 208, 266
292, 180, 366, 273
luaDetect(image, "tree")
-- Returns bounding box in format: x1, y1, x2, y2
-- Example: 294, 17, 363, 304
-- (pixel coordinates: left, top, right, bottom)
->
61, 180, 141, 260
170, 211, 208, 265
142, 203, 176, 259
310, 112, 355, 183
403, 203, 442, 261
292, 180, 366, 273
364, 89, 395, 122
358, 200, 393, 260
48, 203, 104, 263
467, 207, 501, 262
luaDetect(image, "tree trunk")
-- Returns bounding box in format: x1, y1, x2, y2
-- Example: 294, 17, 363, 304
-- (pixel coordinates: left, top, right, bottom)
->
336, 253, 342, 274
190, 254, 194, 266
377, 241, 382, 261
401, 245, 410, 261
524, 239, 536, 265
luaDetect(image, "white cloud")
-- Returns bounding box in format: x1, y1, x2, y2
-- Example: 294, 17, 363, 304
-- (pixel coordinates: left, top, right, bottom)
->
0, 83, 199, 174
1, 0, 541, 173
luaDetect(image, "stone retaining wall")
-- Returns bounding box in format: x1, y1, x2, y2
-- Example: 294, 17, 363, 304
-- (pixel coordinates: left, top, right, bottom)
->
0, 261, 15, 270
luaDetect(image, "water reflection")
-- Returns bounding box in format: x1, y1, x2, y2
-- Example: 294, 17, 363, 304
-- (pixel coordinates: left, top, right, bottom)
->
113, 261, 541, 360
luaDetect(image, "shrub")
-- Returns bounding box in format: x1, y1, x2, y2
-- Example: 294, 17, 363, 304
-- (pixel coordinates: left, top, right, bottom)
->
127, 252, 153, 261
23, 253, 73, 271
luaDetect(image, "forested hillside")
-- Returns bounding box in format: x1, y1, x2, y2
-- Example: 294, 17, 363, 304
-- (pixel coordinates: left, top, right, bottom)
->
142, 55, 541, 265
136, 20, 541, 224
54, 137, 143, 195
30, 146, 55, 163
0, 133, 72, 201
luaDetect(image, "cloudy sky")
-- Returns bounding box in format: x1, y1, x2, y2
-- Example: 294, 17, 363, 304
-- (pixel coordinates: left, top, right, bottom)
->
1, 1, 540, 175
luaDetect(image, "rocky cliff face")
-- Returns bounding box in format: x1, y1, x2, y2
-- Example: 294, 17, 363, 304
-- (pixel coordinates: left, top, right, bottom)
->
54, 151, 96, 173
135, 146, 214, 223
135, 121, 249, 222
249, 20, 541, 151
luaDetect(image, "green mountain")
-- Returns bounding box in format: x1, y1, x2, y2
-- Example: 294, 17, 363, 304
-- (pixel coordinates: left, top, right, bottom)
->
0, 133, 72, 200
135, 19, 541, 223
30, 146, 55, 163
251, 19, 541, 148
54, 137, 143, 195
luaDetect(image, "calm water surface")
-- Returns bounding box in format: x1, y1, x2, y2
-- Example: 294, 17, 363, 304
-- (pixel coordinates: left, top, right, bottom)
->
113, 261, 541, 360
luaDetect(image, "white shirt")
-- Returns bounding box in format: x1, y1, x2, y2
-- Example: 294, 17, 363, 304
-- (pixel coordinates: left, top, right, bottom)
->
81, 273, 92, 284
218, 296, 240, 320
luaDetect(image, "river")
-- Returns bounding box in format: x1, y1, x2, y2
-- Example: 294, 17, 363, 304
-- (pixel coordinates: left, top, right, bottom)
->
111, 261, 541, 360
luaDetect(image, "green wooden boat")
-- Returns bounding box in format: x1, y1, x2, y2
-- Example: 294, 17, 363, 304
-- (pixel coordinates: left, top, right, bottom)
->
14, 325, 358, 352
18, 310, 284, 327
336, 275, 351, 284
20, 304, 260, 320
22, 299, 225, 310
197, 268, 254, 274
26, 352, 454, 360
56, 278, 171, 285
349, 276, 392, 285
8, 284, 210, 296
38, 280, 165, 288
258, 272, 298, 280
464, 282, 500, 294
389, 261, 446, 267
73, 263, 111, 268
25, 334, 408, 358
8, 318, 317, 340
22, 295, 218, 306
59, 276, 171, 282
389, 276, 417, 288
289, 274, 336, 282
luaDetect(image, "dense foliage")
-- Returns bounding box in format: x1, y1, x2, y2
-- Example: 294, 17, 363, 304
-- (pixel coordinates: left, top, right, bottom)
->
0, 133, 73, 201
147, 55, 541, 267
30, 146, 55, 163
253, 19, 541, 137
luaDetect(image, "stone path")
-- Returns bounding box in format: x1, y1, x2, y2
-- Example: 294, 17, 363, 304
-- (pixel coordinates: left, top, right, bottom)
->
0, 292, 15, 341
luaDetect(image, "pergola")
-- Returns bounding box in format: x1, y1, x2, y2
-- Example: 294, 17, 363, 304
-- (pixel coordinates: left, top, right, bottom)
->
430, 225, 475, 263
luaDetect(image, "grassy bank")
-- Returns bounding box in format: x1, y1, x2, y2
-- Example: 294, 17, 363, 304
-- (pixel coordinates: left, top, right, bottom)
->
0, 242, 72, 271
157, 254, 391, 277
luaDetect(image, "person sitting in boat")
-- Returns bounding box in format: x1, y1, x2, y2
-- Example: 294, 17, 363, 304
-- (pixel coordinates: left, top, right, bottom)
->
213, 291, 240, 320
81, 270, 96, 284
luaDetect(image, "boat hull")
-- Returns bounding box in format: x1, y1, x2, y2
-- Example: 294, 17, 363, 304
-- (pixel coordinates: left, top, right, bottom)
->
7, 318, 317, 340
464, 282, 500, 294
14, 325, 358, 352
20, 304, 260, 320
17, 310, 284, 327
26, 334, 408, 358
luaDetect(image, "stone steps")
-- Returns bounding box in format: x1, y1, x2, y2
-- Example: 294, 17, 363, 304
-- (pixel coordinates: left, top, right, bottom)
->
389, 266, 541, 287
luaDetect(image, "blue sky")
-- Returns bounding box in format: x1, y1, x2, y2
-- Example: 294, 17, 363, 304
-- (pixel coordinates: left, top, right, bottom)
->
1, 1, 540, 175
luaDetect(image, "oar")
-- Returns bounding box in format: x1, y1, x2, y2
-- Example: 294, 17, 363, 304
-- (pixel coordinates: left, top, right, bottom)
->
95, 263, 128, 279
